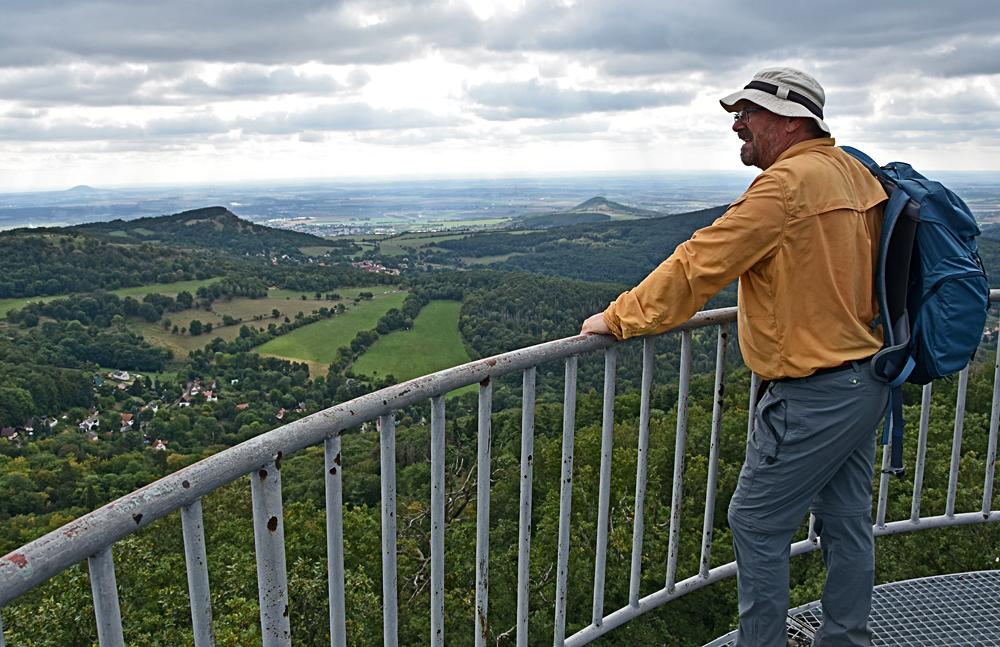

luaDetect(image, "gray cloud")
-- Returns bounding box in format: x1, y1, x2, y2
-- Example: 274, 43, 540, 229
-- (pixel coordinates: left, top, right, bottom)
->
468, 79, 690, 120
239, 103, 456, 134
2, 107, 47, 119
0, 102, 455, 142
1, 1, 997, 79
0, 65, 157, 106
174, 66, 346, 99
0, 63, 351, 107
0, 0, 478, 67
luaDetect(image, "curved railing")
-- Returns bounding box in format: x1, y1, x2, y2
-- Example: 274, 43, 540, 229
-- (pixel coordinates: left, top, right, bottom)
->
1, 296, 998, 647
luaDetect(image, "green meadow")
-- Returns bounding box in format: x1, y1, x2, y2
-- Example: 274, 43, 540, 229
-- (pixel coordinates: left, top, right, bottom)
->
254, 290, 408, 375
351, 300, 470, 383
377, 232, 468, 256
131, 287, 404, 361
0, 278, 224, 316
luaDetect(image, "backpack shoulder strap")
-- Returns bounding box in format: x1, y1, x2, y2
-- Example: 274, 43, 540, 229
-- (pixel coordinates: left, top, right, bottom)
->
841, 146, 889, 183
842, 145, 914, 477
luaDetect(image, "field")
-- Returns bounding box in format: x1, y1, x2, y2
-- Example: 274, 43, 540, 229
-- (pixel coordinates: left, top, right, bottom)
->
351, 300, 470, 382
377, 232, 469, 256
254, 290, 408, 375
0, 278, 223, 316
131, 287, 403, 359
423, 217, 510, 229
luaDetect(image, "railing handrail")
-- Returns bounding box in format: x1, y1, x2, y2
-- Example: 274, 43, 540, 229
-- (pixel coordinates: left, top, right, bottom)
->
1, 294, 998, 646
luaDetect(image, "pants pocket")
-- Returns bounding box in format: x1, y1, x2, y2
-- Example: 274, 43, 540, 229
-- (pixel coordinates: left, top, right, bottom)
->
753, 387, 786, 463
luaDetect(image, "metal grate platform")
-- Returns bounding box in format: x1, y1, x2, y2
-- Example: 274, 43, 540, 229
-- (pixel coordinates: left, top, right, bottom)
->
704, 570, 1000, 646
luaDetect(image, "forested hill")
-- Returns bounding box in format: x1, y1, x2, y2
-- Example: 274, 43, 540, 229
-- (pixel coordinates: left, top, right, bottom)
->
439, 204, 729, 285
0, 208, 362, 298
64, 206, 332, 256
569, 196, 663, 217
517, 195, 664, 228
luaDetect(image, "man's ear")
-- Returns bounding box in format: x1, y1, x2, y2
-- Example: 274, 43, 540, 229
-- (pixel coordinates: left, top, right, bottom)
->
783, 117, 804, 133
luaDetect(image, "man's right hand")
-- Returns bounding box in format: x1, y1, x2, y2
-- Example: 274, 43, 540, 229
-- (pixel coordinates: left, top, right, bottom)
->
580, 312, 612, 336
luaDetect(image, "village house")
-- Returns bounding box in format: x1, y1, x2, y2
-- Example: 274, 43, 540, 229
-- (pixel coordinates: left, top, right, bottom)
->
79, 414, 100, 433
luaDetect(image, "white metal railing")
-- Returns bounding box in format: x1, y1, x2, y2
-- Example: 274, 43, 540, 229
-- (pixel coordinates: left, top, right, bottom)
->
1, 296, 998, 646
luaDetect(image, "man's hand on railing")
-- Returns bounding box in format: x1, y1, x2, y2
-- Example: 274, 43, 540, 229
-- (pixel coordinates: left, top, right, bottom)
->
580, 312, 612, 335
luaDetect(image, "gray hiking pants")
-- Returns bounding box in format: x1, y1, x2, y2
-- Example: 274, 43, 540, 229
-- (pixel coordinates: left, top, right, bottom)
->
728, 361, 889, 647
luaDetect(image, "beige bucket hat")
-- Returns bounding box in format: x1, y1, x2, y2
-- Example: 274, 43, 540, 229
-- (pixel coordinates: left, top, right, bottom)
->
720, 67, 830, 134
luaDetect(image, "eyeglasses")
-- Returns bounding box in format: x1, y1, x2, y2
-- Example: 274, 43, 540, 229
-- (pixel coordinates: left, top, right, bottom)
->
733, 108, 763, 123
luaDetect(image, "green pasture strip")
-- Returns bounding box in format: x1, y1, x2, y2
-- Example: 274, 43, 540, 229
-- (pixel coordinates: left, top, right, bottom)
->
265, 286, 388, 301
131, 321, 249, 357
378, 233, 468, 256
0, 296, 50, 317
254, 290, 408, 370
351, 300, 470, 383
111, 278, 223, 298
0, 278, 224, 317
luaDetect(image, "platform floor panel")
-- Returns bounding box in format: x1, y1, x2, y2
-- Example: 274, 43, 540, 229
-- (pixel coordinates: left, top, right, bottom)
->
704, 570, 1000, 646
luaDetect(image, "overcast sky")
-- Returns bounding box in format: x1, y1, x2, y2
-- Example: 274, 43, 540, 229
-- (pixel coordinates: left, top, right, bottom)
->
0, 0, 998, 191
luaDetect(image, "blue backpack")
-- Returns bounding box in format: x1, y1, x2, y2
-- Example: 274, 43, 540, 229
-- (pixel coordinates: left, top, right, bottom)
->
842, 147, 989, 476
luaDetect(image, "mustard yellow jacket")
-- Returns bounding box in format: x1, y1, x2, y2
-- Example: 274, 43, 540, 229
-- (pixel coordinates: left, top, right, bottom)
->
603, 138, 887, 380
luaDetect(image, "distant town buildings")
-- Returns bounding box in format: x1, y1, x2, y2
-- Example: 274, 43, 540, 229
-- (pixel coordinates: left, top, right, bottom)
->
351, 260, 400, 275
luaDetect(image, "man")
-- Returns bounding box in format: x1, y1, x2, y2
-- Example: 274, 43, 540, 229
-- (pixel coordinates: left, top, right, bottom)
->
580, 67, 890, 646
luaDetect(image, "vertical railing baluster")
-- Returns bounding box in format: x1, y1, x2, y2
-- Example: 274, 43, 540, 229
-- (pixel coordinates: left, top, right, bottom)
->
475, 379, 493, 647
251, 459, 291, 647
985, 349, 1000, 517
88, 545, 125, 647
666, 330, 692, 592
700, 324, 728, 578
379, 414, 399, 647
325, 434, 347, 647
0, 608, 5, 647
430, 397, 446, 647
553, 356, 578, 647
181, 499, 215, 647
911, 384, 933, 522
875, 438, 893, 528
946, 367, 970, 517
516, 369, 536, 647
592, 348, 617, 626
629, 338, 654, 607
747, 372, 760, 442
807, 514, 818, 544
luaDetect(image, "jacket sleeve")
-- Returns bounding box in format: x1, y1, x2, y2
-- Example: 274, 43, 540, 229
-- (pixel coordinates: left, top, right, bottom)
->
603, 173, 787, 339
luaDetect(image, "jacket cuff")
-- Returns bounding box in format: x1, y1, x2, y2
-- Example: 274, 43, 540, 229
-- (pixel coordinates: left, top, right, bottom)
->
602, 306, 625, 340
